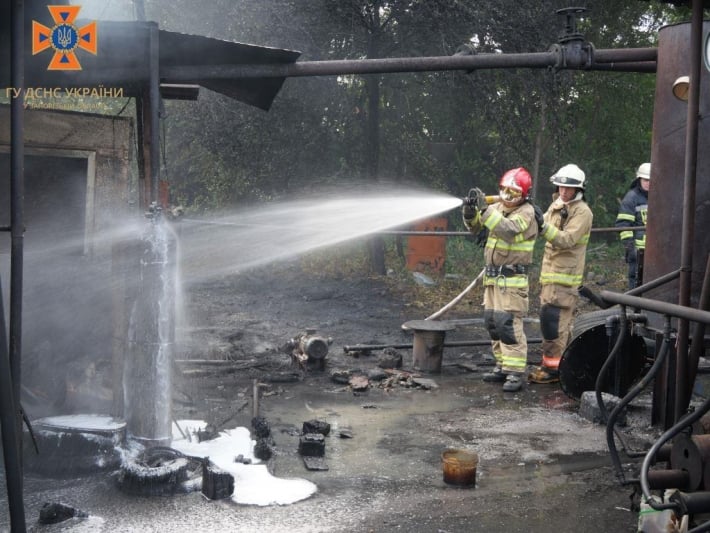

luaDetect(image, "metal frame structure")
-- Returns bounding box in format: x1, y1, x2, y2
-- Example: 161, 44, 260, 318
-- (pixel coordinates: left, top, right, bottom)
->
3, 1, 708, 530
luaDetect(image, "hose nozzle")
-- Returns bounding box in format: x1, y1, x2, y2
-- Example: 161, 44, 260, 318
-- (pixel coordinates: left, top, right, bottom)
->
462, 194, 500, 206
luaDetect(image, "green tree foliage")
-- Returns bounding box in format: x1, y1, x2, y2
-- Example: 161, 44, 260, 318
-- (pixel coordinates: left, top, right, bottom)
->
150, 0, 673, 239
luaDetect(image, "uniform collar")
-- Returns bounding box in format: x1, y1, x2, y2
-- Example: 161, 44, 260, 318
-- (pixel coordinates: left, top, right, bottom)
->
552, 191, 583, 210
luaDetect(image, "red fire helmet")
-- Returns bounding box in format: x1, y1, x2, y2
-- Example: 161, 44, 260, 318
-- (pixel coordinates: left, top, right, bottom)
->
499, 167, 532, 199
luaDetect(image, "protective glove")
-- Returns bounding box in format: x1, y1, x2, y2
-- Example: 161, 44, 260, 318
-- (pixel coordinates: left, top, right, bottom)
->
462, 203, 476, 220
533, 204, 545, 232
623, 240, 636, 263
475, 227, 488, 248
470, 187, 488, 212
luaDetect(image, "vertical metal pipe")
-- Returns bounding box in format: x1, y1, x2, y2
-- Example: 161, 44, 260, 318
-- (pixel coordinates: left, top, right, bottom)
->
0, 275, 25, 531
675, 0, 703, 423
134, 96, 148, 209
685, 254, 710, 411
5, 0, 28, 528
123, 221, 176, 446
149, 22, 160, 205
10, 0, 24, 412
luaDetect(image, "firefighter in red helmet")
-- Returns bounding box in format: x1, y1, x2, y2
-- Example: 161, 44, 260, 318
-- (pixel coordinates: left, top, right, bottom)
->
528, 164, 593, 384
462, 167, 538, 392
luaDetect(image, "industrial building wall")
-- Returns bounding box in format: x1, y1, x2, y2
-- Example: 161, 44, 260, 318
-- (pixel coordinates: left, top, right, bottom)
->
0, 106, 135, 417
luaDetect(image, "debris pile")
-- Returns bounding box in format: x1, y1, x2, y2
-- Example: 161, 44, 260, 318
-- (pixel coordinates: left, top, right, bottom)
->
298, 418, 332, 471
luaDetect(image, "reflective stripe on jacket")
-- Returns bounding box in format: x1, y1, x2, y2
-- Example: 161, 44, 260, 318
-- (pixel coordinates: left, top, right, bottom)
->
615, 181, 648, 249
539, 194, 593, 288
464, 201, 538, 288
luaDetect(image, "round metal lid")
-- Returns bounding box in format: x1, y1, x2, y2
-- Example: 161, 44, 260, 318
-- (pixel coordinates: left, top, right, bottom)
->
401, 319, 456, 332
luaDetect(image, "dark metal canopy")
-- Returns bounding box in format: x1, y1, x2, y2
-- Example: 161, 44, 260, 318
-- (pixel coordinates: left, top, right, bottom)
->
0, 15, 301, 110
158, 30, 300, 110
1, 4, 659, 113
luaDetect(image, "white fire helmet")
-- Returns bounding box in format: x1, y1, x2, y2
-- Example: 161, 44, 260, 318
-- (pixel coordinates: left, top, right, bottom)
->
550, 164, 586, 189
636, 162, 651, 180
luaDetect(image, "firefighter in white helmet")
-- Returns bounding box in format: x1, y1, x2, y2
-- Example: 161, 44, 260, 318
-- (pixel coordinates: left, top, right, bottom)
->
615, 162, 650, 289
462, 167, 538, 392
528, 164, 593, 384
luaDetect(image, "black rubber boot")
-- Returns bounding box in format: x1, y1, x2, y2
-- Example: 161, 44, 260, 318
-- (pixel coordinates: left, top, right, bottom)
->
482, 367, 506, 382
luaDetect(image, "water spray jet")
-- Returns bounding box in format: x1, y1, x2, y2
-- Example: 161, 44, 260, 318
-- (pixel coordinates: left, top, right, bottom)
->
122, 205, 178, 447
177, 189, 462, 281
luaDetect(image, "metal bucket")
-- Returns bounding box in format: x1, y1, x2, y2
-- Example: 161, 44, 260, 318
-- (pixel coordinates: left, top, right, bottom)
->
442, 448, 478, 487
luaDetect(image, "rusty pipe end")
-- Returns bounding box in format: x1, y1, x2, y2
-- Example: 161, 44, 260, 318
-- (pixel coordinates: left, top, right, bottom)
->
301, 336, 330, 359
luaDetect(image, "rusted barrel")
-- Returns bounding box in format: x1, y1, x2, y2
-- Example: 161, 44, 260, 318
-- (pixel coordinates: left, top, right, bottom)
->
645, 21, 710, 323
402, 320, 455, 374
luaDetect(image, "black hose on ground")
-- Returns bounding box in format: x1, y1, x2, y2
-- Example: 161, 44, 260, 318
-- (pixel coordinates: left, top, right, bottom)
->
605, 316, 672, 484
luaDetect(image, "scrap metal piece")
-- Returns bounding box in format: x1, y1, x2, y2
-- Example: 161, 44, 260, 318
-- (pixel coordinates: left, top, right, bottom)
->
302, 456, 329, 471
281, 329, 333, 370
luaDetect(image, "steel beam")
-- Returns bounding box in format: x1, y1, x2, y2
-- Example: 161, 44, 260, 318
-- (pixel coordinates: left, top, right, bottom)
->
160, 47, 657, 82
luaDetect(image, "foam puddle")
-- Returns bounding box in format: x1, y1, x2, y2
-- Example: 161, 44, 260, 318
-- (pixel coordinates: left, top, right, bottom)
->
171, 420, 317, 506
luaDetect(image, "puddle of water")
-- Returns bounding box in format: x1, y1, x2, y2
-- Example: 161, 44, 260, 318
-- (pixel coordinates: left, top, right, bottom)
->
268, 384, 471, 481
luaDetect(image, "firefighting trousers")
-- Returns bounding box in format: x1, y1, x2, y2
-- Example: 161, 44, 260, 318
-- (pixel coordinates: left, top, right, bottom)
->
482, 281, 528, 374
539, 284, 579, 368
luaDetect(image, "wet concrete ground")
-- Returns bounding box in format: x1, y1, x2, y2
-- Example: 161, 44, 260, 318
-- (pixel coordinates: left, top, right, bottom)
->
1, 359, 661, 533
0, 262, 670, 532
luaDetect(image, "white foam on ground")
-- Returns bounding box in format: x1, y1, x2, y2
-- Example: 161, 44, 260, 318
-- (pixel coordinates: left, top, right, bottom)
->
35, 414, 125, 431
171, 421, 317, 506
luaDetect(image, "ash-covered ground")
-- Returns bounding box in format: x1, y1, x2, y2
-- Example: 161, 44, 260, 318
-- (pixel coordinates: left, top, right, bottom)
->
3, 258, 667, 532
167, 259, 657, 533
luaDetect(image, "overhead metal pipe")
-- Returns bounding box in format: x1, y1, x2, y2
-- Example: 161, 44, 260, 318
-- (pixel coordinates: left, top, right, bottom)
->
626, 269, 681, 297
378, 226, 646, 237
159, 47, 657, 82
593, 48, 658, 63
599, 291, 710, 326
584, 62, 656, 73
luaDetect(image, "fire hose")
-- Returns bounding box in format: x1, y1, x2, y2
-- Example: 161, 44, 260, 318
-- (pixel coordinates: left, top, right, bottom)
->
426, 267, 486, 320
423, 189, 498, 320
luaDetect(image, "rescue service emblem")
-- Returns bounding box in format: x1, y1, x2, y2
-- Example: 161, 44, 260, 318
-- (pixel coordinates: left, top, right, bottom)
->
32, 5, 98, 70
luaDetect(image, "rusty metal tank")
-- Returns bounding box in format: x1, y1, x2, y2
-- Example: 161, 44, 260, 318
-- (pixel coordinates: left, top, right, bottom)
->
645, 21, 710, 324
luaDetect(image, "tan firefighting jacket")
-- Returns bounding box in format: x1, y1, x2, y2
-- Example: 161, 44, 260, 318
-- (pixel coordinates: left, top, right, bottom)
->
464, 201, 537, 288
539, 193, 593, 287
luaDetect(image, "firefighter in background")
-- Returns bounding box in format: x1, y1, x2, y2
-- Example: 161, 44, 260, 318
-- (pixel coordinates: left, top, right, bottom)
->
529, 164, 593, 385
462, 167, 538, 393
615, 162, 650, 289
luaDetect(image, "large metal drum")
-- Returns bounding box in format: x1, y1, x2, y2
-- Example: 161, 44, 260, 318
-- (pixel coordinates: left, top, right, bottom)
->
645, 21, 710, 328
559, 308, 648, 400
